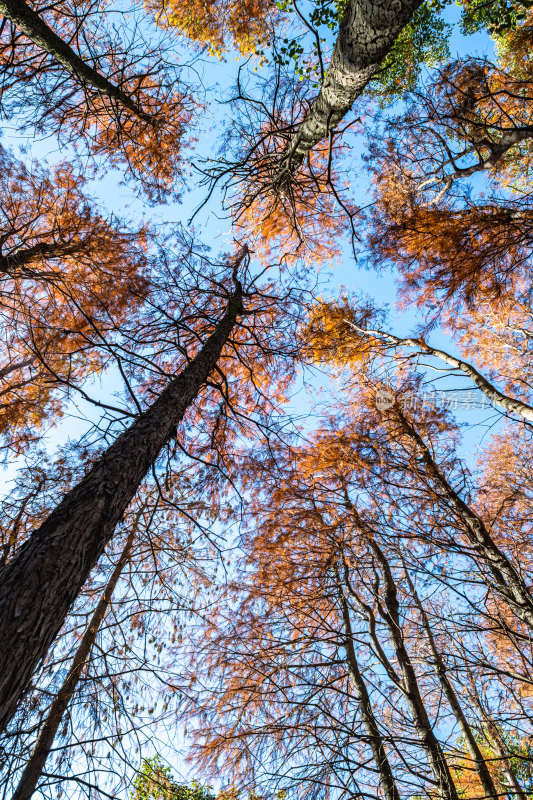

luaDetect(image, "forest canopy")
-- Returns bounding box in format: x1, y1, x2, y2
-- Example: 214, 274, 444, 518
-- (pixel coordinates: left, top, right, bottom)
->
1, 0, 533, 799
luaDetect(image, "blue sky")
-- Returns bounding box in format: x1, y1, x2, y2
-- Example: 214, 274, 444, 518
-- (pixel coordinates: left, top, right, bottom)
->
0, 2, 518, 794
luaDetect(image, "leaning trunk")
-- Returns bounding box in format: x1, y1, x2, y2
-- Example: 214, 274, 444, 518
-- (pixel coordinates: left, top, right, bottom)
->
0, 274, 243, 732
0, 0, 151, 121
369, 538, 460, 800
11, 525, 136, 800
396, 408, 533, 630
274, 0, 422, 183
403, 564, 499, 800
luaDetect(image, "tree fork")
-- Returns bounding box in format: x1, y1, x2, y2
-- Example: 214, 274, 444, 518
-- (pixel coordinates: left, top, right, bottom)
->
402, 562, 500, 800
336, 571, 401, 800
356, 527, 460, 800
0, 257, 245, 733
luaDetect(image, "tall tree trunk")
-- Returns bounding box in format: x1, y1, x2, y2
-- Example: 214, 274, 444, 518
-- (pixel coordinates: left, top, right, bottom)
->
0, 0, 152, 121
367, 537, 460, 800
485, 722, 528, 800
336, 576, 401, 800
402, 563, 500, 800
11, 524, 136, 800
274, 0, 422, 184
0, 266, 244, 733
396, 408, 533, 630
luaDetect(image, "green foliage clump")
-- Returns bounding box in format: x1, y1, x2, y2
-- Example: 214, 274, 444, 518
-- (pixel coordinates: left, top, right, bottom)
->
371, 0, 451, 101
497, 730, 533, 795
267, 0, 533, 98
460, 0, 533, 35
130, 756, 216, 800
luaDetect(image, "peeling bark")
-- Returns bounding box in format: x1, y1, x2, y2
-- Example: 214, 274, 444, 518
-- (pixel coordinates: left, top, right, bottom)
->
274, 0, 423, 183
0, 271, 243, 733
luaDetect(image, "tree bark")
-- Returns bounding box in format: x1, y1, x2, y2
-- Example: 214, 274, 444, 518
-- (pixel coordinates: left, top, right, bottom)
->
0, 0, 152, 121
366, 536, 460, 800
11, 525, 136, 800
274, 0, 423, 184
0, 268, 243, 733
403, 564, 500, 800
0, 242, 83, 277
336, 577, 401, 800
396, 408, 533, 630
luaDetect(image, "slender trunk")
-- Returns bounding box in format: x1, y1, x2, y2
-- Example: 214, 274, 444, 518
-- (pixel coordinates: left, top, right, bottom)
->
402, 564, 500, 800
11, 526, 136, 800
368, 537, 460, 800
274, 0, 422, 184
0, 0, 151, 121
396, 408, 533, 630
0, 267, 244, 733
352, 322, 533, 425
485, 724, 527, 800
336, 578, 401, 800
464, 672, 528, 800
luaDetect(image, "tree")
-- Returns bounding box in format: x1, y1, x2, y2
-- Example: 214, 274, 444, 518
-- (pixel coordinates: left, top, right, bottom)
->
271, 0, 423, 184
0, 443, 235, 795
10, 521, 137, 800
363, 13, 533, 308
131, 758, 215, 800
147, 0, 275, 55
0, 146, 149, 453
0, 253, 248, 732
0, 0, 195, 200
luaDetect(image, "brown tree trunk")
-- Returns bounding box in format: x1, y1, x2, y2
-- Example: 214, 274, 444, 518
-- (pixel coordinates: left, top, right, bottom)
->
403, 563, 500, 800
336, 577, 401, 800
274, 0, 422, 184
0, 0, 152, 121
0, 268, 243, 733
368, 537, 460, 800
11, 525, 136, 800
0, 242, 84, 277
396, 408, 533, 630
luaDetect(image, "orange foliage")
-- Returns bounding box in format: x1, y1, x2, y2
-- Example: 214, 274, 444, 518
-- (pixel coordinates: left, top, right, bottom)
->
237, 147, 353, 266
41, 75, 196, 203
0, 8, 196, 201
147, 0, 275, 55
0, 147, 148, 452
368, 159, 533, 309
364, 15, 533, 311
